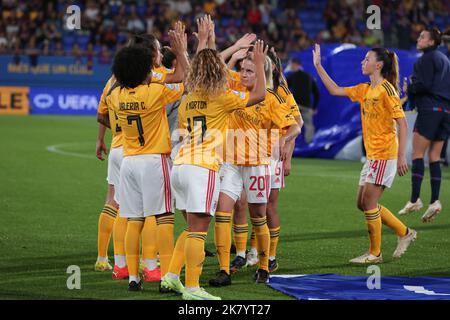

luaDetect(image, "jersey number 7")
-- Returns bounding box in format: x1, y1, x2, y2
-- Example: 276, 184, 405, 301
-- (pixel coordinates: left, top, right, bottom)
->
127, 115, 145, 146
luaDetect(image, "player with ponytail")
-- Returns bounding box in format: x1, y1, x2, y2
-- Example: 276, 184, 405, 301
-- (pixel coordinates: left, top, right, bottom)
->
312, 44, 417, 264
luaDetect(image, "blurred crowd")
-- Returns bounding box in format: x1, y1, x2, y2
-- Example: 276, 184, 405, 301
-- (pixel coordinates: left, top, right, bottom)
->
0, 0, 448, 64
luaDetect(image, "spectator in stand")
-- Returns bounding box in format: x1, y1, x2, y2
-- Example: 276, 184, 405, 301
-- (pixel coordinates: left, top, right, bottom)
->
98, 44, 111, 64
286, 57, 320, 144
71, 43, 82, 64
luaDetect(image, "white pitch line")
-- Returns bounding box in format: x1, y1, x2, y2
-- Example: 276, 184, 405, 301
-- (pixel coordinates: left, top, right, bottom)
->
46, 142, 97, 160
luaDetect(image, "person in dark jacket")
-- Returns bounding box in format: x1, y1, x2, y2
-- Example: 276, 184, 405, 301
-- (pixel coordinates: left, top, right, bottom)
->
286, 58, 320, 143
399, 27, 450, 223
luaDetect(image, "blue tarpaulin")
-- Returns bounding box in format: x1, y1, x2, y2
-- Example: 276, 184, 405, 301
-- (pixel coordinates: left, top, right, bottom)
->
268, 274, 450, 300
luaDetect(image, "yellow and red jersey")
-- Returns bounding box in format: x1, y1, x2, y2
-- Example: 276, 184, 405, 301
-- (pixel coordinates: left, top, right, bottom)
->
277, 83, 301, 119
175, 89, 250, 171
228, 69, 247, 92
344, 79, 405, 160
151, 66, 171, 83
227, 89, 296, 166
110, 82, 183, 157
98, 77, 123, 148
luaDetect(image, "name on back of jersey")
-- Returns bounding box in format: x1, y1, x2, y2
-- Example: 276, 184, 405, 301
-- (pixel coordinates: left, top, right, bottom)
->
186, 100, 207, 110
119, 101, 146, 111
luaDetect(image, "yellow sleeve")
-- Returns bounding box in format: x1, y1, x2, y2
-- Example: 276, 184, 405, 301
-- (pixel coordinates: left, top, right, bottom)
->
161, 83, 184, 106
224, 90, 249, 112
286, 93, 301, 117
344, 83, 369, 103
228, 69, 246, 91
178, 102, 187, 129
269, 95, 297, 129
97, 79, 112, 114
152, 67, 167, 84
384, 91, 405, 119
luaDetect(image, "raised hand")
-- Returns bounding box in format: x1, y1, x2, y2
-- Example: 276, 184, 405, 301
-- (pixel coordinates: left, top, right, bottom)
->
168, 29, 185, 57
193, 15, 210, 42
235, 33, 257, 50
232, 48, 248, 60
312, 43, 321, 68
206, 15, 216, 50
253, 39, 268, 67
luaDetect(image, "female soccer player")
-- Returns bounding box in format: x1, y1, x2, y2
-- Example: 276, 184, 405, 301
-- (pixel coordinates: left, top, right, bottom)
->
161, 37, 268, 299
313, 44, 417, 264
399, 27, 450, 222
110, 27, 187, 291
209, 51, 300, 287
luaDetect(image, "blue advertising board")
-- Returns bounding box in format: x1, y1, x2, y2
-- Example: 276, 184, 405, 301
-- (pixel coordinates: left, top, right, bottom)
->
29, 87, 101, 115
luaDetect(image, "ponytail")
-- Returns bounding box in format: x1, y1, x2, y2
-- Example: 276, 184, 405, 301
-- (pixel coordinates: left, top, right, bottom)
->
370, 48, 400, 94
267, 48, 285, 91
386, 51, 399, 94
264, 56, 274, 90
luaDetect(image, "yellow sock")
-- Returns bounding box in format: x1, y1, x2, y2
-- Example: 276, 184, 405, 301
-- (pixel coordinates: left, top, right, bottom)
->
156, 214, 175, 277
97, 204, 117, 258
168, 228, 188, 276
379, 205, 408, 237
185, 232, 207, 289
269, 227, 281, 258
251, 216, 270, 272
364, 207, 382, 256
142, 216, 157, 262
125, 218, 144, 277
233, 223, 248, 255
214, 211, 232, 274
250, 227, 257, 249
113, 211, 128, 256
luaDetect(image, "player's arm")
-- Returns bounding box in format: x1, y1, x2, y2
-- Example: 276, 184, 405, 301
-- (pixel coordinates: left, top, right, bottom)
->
207, 15, 216, 50
97, 112, 110, 128
313, 44, 346, 96
246, 40, 267, 106
396, 117, 408, 177
227, 48, 247, 69
279, 123, 301, 161
96, 123, 108, 161
166, 22, 189, 84
284, 115, 303, 176
194, 15, 210, 53
220, 33, 256, 62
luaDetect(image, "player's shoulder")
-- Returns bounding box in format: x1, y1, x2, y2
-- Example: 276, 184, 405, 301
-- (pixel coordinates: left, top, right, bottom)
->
380, 80, 398, 97
227, 89, 247, 100
266, 88, 286, 104
277, 83, 291, 96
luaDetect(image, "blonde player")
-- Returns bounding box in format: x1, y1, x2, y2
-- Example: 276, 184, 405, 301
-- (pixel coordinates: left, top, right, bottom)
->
160, 35, 268, 299
313, 44, 417, 263
110, 30, 186, 292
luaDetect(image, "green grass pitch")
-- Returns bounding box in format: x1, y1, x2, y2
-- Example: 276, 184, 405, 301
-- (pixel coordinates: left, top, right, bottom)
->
1, 115, 449, 300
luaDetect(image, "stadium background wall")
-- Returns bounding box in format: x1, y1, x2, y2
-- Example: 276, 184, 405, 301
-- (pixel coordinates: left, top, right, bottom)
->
0, 45, 448, 160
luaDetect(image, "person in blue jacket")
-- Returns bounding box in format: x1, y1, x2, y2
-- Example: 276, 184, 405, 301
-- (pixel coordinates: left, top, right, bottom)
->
399, 27, 450, 223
